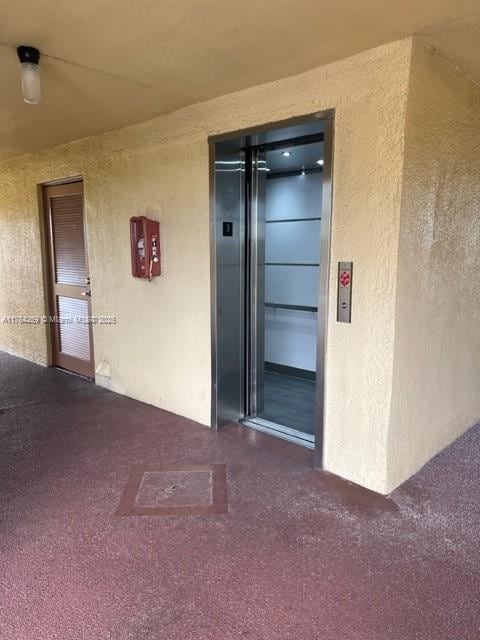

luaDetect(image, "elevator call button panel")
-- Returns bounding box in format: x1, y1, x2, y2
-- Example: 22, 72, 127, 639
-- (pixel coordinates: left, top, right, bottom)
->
337, 262, 353, 323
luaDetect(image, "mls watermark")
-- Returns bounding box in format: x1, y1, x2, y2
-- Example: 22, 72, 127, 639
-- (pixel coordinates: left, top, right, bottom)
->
2, 315, 117, 325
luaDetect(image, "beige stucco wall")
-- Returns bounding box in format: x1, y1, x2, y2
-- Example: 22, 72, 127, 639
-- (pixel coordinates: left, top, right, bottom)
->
0, 38, 413, 493
387, 40, 480, 491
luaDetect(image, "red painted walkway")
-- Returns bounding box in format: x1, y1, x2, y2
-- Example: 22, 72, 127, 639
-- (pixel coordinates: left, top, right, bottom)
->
0, 352, 478, 639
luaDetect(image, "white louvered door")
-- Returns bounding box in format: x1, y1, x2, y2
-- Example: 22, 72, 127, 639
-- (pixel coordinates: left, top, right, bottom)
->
44, 181, 95, 378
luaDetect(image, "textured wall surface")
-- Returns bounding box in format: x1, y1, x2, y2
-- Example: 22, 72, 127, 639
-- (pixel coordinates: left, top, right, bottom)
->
387, 40, 480, 491
0, 39, 412, 492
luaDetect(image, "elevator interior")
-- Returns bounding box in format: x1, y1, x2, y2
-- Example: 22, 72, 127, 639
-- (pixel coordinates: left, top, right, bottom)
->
211, 115, 332, 458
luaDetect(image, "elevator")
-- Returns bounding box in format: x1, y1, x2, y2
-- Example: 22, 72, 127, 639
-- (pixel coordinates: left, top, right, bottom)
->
210, 114, 333, 463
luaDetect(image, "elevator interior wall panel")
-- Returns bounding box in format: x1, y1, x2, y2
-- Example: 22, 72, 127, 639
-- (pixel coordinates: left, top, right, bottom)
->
265, 172, 323, 220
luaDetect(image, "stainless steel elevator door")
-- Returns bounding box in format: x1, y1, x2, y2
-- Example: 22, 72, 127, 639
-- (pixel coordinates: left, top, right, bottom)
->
211, 139, 246, 428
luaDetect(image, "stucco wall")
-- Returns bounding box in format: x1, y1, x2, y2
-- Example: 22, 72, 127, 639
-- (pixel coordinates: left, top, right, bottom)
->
387, 40, 480, 491
0, 39, 412, 492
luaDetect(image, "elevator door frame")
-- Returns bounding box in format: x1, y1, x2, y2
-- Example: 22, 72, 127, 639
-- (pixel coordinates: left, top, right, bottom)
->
245, 145, 266, 419
210, 112, 334, 467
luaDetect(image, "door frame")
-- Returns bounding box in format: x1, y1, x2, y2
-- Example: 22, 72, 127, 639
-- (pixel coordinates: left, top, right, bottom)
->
40, 176, 95, 378
245, 145, 266, 418
209, 111, 335, 467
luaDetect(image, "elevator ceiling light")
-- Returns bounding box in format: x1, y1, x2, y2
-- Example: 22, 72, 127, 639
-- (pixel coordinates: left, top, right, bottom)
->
316, 159, 324, 166
17, 45, 41, 104
281, 151, 291, 157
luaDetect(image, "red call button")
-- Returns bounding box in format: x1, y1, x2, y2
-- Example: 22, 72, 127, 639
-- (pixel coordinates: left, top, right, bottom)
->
339, 271, 351, 287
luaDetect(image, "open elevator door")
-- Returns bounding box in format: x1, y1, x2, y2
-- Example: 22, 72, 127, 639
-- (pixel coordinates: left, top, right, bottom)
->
245, 146, 266, 419
210, 115, 333, 464
210, 136, 246, 428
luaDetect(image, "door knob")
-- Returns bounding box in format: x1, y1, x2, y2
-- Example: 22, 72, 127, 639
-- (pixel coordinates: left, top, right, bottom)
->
82, 288, 91, 297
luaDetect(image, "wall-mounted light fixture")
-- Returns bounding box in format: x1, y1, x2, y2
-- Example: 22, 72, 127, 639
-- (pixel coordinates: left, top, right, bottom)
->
17, 45, 41, 104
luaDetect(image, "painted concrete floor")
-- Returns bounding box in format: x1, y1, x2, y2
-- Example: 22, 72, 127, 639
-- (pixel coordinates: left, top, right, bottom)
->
0, 352, 479, 640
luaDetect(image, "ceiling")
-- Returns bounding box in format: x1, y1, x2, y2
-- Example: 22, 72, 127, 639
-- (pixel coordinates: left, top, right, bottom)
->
266, 142, 324, 173
421, 14, 480, 85
0, 0, 479, 162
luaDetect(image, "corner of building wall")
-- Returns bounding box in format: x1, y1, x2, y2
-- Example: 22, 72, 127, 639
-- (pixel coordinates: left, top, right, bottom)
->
383, 35, 425, 494
378, 36, 417, 496
0, 346, 48, 368
373, 37, 416, 496
321, 36, 416, 496
385, 37, 480, 493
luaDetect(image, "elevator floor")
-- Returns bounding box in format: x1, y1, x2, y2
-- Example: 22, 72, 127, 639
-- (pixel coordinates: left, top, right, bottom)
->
261, 370, 316, 435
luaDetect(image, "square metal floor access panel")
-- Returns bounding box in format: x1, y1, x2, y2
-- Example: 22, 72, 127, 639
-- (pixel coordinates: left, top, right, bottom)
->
116, 464, 228, 516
